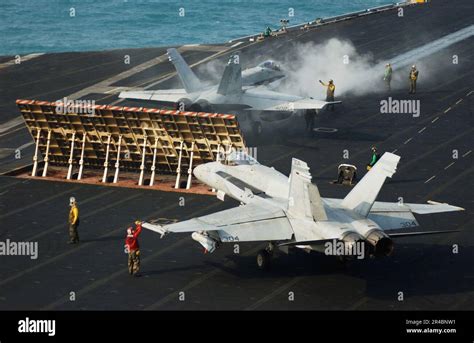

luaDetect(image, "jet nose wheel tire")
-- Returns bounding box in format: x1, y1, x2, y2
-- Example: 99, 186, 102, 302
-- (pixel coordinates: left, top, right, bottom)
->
256, 249, 271, 270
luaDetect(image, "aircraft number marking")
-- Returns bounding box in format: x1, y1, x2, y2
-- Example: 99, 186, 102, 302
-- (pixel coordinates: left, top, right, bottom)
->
221, 236, 240, 242
400, 221, 417, 228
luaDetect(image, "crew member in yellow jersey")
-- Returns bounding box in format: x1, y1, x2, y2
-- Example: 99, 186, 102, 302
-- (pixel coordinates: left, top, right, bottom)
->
68, 197, 80, 244
319, 79, 336, 111
409, 65, 419, 94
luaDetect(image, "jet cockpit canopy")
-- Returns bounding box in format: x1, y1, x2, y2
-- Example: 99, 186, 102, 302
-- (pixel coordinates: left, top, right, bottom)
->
258, 60, 281, 71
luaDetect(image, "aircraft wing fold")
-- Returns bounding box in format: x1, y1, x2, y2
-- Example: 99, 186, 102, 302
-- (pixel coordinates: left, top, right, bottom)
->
143, 202, 294, 242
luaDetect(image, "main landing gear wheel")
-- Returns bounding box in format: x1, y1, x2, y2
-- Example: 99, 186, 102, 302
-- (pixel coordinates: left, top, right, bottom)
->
256, 249, 271, 270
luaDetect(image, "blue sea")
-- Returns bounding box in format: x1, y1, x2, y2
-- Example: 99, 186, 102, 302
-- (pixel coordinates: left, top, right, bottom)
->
0, 0, 390, 56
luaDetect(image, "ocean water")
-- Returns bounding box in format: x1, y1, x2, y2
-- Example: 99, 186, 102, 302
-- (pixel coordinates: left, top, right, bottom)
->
0, 0, 390, 56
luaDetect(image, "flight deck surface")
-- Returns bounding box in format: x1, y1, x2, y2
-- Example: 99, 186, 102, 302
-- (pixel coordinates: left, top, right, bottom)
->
0, 0, 472, 310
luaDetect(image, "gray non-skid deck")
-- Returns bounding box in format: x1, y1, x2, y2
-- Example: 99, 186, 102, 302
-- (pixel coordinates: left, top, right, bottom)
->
0, 0, 472, 310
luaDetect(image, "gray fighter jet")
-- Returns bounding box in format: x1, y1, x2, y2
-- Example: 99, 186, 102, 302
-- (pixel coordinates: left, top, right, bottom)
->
119, 49, 286, 111
143, 151, 464, 269
119, 49, 340, 134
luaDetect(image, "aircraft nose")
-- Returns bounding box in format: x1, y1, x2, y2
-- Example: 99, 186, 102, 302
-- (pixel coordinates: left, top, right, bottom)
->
193, 164, 207, 182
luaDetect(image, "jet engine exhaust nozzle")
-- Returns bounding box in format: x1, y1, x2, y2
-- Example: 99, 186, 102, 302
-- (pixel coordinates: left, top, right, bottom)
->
339, 231, 367, 260
366, 230, 394, 256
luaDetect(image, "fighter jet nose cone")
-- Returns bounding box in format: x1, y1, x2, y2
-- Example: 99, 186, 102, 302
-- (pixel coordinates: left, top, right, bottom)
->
193, 164, 206, 181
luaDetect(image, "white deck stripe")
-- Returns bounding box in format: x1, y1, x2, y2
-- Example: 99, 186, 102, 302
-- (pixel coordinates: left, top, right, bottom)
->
424, 175, 436, 184
444, 162, 455, 170
0, 53, 44, 69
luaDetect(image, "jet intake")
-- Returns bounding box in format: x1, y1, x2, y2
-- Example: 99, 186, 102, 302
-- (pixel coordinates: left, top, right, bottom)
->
365, 230, 394, 256
191, 232, 218, 253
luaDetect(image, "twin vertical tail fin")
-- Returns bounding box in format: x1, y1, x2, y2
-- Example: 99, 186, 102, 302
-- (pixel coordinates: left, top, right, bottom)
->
167, 48, 203, 93
217, 53, 242, 95
342, 152, 401, 217
287, 158, 327, 221
167, 48, 242, 96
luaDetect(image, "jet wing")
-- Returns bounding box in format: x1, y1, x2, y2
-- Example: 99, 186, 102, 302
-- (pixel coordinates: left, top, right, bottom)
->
118, 89, 189, 102
371, 200, 465, 214
368, 200, 464, 231
388, 230, 460, 238
324, 197, 464, 231
142, 202, 294, 242
249, 98, 341, 111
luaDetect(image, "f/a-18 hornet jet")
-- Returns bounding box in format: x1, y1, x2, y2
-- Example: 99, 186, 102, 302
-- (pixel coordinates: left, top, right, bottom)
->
143, 151, 463, 269
119, 49, 340, 134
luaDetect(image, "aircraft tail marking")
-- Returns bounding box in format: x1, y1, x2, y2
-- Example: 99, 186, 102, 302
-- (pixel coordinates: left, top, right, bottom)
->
167, 48, 202, 93
342, 152, 400, 217
287, 158, 327, 221
217, 53, 242, 95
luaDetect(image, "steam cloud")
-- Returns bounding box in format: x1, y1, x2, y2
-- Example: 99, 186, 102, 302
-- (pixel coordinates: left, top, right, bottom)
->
278, 38, 389, 98
276, 35, 458, 99
197, 58, 226, 85
196, 38, 410, 98
195, 35, 455, 99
